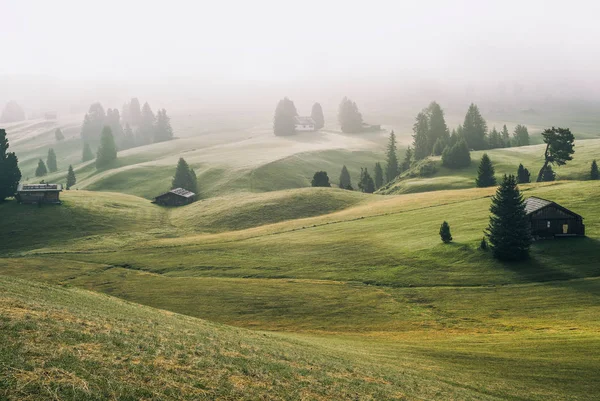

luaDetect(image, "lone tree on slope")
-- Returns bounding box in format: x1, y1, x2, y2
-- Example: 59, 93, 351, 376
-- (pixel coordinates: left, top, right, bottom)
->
172, 158, 198, 193
439, 221, 452, 243
35, 159, 48, 177
517, 164, 531, 184
590, 160, 599, 180
273, 97, 298, 136
311, 103, 325, 130
96, 126, 118, 169
385, 131, 399, 182
311, 171, 331, 187
536, 127, 575, 182
339, 165, 352, 189
0, 129, 22, 201
486, 175, 531, 262
66, 165, 76, 189
475, 153, 496, 187
46, 148, 58, 173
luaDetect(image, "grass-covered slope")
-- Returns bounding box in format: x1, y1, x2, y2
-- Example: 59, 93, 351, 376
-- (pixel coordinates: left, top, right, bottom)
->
380, 139, 600, 195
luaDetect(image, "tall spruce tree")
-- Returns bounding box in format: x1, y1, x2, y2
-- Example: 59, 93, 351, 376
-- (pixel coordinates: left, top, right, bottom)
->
517, 164, 531, 184
106, 108, 124, 139
462, 103, 488, 150
412, 111, 430, 160
439, 221, 452, 243
138, 102, 156, 145
82, 141, 94, 162
536, 127, 575, 182
385, 131, 399, 182
486, 175, 531, 261
339, 165, 352, 189
66, 165, 76, 189
374, 162, 384, 189
475, 153, 496, 187
122, 123, 136, 149
311, 171, 331, 187
0, 129, 22, 201
358, 168, 375, 193
310, 103, 325, 129
426, 102, 449, 153
591, 160, 599, 180
172, 158, 197, 193
154, 109, 174, 142
488, 127, 502, 149
513, 125, 530, 147
46, 148, 58, 173
338, 97, 363, 133
35, 159, 48, 177
401, 147, 413, 172
273, 97, 298, 136
96, 126, 117, 169
129, 98, 142, 126
80, 102, 106, 140
501, 125, 510, 147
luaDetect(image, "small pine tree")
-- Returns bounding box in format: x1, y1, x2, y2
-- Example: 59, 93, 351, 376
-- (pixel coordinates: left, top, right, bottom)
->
172, 158, 198, 193
439, 221, 452, 243
590, 160, 599, 180
311, 171, 331, 187
475, 153, 496, 187
486, 175, 531, 261
501, 125, 511, 147
385, 131, 399, 182
358, 168, 375, 193
540, 165, 556, 182
55, 128, 65, 141
96, 126, 118, 169
46, 148, 58, 173
517, 164, 531, 184
82, 141, 94, 162
66, 165, 76, 189
35, 159, 48, 177
374, 162, 384, 189
401, 147, 413, 172
0, 129, 22, 201
339, 165, 352, 189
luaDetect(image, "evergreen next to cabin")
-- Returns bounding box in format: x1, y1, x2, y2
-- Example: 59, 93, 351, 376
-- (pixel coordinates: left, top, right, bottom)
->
0, 128, 22, 201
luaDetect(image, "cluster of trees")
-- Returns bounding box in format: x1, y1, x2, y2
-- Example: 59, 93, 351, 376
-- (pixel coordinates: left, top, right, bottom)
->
172, 158, 198, 193
313, 161, 385, 194
1, 101, 26, 123
273, 98, 324, 136
338, 97, 363, 133
34, 148, 58, 177
0, 129, 21, 201
81, 99, 173, 150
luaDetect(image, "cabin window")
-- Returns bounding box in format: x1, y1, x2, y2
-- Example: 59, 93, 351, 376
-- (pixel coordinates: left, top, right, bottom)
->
547, 221, 551, 228
563, 224, 569, 234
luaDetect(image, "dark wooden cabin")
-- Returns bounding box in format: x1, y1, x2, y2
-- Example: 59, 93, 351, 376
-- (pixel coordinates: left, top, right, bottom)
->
16, 183, 63, 204
525, 197, 585, 238
153, 188, 195, 206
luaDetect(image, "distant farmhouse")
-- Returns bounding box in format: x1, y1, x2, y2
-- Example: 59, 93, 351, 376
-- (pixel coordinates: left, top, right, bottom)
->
16, 184, 63, 204
294, 116, 316, 132
153, 188, 196, 206
525, 197, 585, 238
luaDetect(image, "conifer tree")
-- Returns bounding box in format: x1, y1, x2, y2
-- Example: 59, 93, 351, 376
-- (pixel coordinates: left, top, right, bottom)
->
80, 102, 106, 140
501, 125, 510, 147
338, 97, 363, 133
138, 102, 156, 145
432, 137, 447, 156
55, 128, 64, 141
172, 158, 198, 193
311, 171, 331, 187
462, 103, 488, 150
513, 124, 530, 147
1, 101, 26, 123
129, 98, 142, 126
35, 159, 48, 177
311, 102, 325, 130
401, 147, 413, 172
82, 141, 94, 162
486, 175, 531, 261
358, 168, 375, 193
96, 126, 117, 169
488, 126, 502, 149
475, 153, 496, 187
339, 165, 352, 189
0, 129, 22, 201
46, 148, 58, 173
374, 162, 384, 189
154, 109, 174, 142
385, 131, 399, 182
106, 108, 124, 139
442, 139, 471, 169
412, 111, 429, 160
540, 165, 556, 182
273, 97, 298, 136
66, 165, 76, 189
426, 102, 449, 153
536, 127, 574, 182
591, 160, 599, 180
439, 221, 452, 243
517, 164, 531, 184
122, 123, 136, 149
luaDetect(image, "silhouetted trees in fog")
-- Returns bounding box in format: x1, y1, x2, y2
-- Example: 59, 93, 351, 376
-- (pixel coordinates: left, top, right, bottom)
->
338, 97, 363, 133
274, 97, 298, 136
0, 129, 21, 201
0, 101, 26, 123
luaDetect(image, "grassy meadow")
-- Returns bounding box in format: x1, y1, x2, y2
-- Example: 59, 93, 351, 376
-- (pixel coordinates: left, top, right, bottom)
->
1, 113, 600, 400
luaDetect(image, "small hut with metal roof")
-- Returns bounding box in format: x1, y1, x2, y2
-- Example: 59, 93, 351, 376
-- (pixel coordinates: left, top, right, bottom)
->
152, 188, 196, 206
525, 196, 585, 238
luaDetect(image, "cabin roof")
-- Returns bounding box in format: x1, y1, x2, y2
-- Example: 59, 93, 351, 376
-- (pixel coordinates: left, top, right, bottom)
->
17, 183, 63, 192
524, 196, 582, 219
161, 188, 195, 198
294, 116, 315, 125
